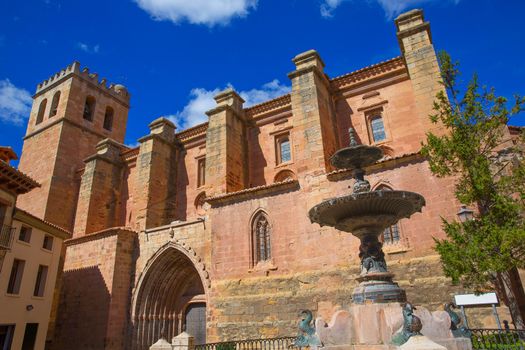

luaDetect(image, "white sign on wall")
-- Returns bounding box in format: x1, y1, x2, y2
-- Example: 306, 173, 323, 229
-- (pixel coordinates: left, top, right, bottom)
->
454, 292, 499, 307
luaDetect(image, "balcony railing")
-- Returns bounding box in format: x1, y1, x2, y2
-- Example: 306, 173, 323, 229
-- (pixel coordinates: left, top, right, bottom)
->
0, 225, 15, 250
195, 337, 297, 350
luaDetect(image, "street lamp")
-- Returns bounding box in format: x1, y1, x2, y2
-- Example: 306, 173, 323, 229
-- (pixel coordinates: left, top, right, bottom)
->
457, 205, 474, 222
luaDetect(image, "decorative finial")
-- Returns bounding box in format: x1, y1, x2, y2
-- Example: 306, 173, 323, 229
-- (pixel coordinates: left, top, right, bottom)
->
349, 127, 358, 147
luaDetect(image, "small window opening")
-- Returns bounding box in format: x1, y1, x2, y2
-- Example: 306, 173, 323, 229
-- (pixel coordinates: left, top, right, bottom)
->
18, 226, 32, 243
43, 235, 53, 251
370, 116, 386, 143
49, 91, 61, 117
197, 158, 206, 188
7, 259, 25, 294
83, 96, 96, 121
36, 99, 47, 125
33, 265, 48, 297
103, 106, 114, 131
276, 134, 291, 165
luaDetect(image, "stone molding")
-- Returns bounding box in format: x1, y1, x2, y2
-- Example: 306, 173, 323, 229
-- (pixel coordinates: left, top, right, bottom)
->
327, 152, 423, 181
64, 226, 136, 246
206, 179, 299, 207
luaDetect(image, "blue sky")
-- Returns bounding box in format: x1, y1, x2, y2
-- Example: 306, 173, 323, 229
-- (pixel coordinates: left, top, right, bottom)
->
1, 0, 524, 162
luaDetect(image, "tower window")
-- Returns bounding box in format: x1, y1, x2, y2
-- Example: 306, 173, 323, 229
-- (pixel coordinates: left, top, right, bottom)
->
275, 134, 291, 165
370, 116, 386, 143
36, 99, 47, 125
83, 96, 96, 121
49, 91, 61, 118
197, 158, 206, 188
7, 259, 25, 294
252, 211, 271, 264
103, 106, 114, 131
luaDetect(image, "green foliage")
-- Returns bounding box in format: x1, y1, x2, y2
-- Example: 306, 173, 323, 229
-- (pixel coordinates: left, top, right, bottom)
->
421, 51, 525, 292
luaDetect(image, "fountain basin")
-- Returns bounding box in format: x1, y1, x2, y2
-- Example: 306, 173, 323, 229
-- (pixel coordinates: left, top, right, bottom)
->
308, 190, 425, 236
330, 145, 383, 170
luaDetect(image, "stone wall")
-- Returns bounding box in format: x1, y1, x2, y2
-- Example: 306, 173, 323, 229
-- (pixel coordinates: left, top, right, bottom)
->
50, 229, 136, 350
208, 255, 511, 342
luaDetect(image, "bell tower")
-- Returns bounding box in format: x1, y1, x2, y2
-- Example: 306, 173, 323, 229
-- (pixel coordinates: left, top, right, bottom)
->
16, 62, 130, 231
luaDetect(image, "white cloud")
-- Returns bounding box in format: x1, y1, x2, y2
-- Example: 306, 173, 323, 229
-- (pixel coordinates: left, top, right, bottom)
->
321, 0, 460, 19
168, 79, 290, 130
134, 0, 258, 26
76, 42, 100, 54
0, 79, 33, 126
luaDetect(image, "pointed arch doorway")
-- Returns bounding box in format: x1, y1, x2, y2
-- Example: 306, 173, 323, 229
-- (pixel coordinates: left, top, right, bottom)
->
132, 244, 208, 350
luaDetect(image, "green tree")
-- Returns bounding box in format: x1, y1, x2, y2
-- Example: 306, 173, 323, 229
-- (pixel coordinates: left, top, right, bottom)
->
421, 51, 525, 329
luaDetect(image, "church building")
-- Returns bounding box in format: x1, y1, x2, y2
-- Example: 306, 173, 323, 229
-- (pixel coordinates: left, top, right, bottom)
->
13, 9, 518, 350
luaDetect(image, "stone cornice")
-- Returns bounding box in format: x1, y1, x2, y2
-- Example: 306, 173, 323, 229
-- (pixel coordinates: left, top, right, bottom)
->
245, 94, 292, 118
66, 227, 136, 246
206, 179, 299, 207
327, 152, 423, 181
176, 123, 209, 143
288, 65, 331, 89
330, 57, 406, 92
137, 133, 178, 147
396, 22, 432, 50
205, 104, 245, 121
23, 116, 113, 142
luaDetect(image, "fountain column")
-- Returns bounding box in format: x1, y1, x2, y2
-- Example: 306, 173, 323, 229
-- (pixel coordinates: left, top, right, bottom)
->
309, 129, 424, 304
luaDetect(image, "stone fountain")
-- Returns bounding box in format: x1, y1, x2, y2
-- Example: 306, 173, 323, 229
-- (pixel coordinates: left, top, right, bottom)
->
305, 129, 471, 350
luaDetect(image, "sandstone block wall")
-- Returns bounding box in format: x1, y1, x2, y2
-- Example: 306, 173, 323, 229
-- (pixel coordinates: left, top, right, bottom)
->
50, 229, 136, 350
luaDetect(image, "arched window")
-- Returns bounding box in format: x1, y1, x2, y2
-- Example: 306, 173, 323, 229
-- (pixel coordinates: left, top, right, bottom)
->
376, 185, 401, 244
252, 211, 271, 264
49, 91, 61, 118
83, 96, 96, 121
103, 106, 114, 130
370, 116, 386, 143
36, 99, 47, 125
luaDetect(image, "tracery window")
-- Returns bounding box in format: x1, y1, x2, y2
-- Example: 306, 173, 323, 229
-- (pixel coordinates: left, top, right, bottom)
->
36, 99, 47, 125
49, 91, 61, 117
376, 185, 401, 244
370, 115, 386, 143
252, 211, 271, 264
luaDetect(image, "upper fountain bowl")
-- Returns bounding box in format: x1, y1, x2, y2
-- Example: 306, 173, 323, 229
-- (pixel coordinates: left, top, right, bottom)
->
330, 145, 383, 170
308, 190, 425, 237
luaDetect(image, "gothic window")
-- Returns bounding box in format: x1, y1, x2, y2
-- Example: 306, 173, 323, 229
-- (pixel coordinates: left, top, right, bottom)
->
83, 96, 96, 121
103, 106, 114, 130
252, 211, 271, 264
49, 91, 61, 118
370, 115, 386, 143
376, 185, 401, 244
275, 134, 291, 165
36, 99, 47, 125
197, 158, 206, 188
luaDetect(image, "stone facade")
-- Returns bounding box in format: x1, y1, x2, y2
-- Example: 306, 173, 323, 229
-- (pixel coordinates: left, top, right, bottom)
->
14, 8, 519, 350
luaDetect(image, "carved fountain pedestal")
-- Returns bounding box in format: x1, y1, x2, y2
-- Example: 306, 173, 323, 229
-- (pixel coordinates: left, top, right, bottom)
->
306, 131, 472, 350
